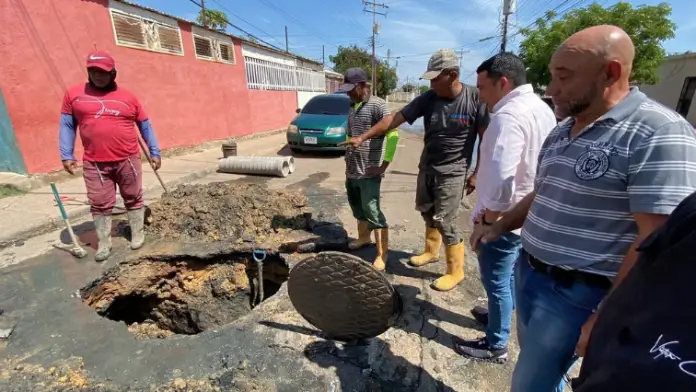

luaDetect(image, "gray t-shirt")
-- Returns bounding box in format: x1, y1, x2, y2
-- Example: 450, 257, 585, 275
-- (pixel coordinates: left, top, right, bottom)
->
401, 85, 489, 176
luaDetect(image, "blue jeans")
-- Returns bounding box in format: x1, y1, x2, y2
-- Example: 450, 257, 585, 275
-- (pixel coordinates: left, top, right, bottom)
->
478, 232, 521, 349
511, 250, 608, 392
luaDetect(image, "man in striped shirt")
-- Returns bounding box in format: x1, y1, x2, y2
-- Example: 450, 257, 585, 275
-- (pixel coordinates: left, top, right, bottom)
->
472, 25, 696, 391
345, 50, 489, 291
338, 68, 399, 271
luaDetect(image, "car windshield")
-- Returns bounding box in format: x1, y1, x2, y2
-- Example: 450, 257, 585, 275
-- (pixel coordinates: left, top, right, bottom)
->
301, 96, 350, 115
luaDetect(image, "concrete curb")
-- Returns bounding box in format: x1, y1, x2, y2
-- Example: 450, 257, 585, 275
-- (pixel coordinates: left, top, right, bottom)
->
0, 166, 218, 248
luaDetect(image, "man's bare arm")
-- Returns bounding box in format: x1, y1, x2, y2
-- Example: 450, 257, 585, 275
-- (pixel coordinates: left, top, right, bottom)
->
359, 111, 407, 142
611, 213, 667, 292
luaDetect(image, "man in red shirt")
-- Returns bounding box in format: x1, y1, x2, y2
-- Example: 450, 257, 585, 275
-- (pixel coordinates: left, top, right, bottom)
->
59, 51, 161, 262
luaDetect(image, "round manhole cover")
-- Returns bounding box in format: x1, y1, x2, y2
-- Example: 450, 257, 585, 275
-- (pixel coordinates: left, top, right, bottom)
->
288, 251, 400, 341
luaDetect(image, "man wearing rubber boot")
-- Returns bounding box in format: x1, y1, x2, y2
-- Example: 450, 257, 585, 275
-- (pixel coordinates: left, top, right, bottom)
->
59, 51, 161, 262
338, 68, 399, 271
344, 50, 489, 290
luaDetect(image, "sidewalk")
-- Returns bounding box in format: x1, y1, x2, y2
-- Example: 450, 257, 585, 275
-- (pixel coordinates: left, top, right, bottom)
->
0, 132, 289, 246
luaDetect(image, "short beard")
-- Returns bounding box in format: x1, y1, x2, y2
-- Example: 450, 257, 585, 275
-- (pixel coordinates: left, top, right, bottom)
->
566, 84, 598, 117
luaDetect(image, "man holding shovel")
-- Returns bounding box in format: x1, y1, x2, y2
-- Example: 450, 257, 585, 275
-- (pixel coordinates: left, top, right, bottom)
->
58, 51, 161, 261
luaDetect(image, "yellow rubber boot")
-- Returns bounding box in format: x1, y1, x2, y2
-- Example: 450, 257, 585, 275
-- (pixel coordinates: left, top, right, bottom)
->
348, 220, 372, 250
372, 228, 388, 271
409, 227, 442, 267
431, 242, 465, 291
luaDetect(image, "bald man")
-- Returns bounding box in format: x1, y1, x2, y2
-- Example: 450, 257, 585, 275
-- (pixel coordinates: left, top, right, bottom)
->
471, 25, 696, 391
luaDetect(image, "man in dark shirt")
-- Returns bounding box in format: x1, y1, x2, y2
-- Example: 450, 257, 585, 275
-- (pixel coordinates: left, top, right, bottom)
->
344, 49, 489, 291
571, 190, 696, 392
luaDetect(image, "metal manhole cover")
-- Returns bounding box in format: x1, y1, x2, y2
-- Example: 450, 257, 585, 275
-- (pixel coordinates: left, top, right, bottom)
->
288, 251, 400, 341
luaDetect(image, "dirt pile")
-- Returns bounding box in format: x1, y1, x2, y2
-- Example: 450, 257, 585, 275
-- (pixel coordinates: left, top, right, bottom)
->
81, 252, 289, 339
147, 182, 311, 243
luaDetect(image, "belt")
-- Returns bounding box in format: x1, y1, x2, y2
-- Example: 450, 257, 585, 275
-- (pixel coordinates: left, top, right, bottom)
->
527, 255, 612, 291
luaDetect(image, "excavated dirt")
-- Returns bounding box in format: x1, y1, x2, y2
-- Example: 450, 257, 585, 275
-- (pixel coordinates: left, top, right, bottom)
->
146, 182, 312, 243
80, 251, 289, 339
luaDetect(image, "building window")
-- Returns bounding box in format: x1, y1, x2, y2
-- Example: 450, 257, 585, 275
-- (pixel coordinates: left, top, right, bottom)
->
110, 9, 183, 55
193, 35, 214, 59
676, 77, 696, 118
218, 42, 235, 64
193, 34, 236, 64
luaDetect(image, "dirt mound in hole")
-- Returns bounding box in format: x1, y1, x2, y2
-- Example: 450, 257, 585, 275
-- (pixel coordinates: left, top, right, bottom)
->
146, 182, 311, 243
81, 252, 289, 339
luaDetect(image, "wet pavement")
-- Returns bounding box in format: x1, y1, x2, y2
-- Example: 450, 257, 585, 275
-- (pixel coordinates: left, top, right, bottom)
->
0, 132, 521, 391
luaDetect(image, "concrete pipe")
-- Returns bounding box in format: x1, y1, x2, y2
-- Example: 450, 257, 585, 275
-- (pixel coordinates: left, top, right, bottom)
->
218, 156, 291, 178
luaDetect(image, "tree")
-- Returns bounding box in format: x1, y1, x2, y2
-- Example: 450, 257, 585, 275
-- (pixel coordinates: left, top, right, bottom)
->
519, 2, 676, 92
401, 83, 417, 92
419, 85, 430, 94
197, 9, 229, 31
329, 45, 398, 98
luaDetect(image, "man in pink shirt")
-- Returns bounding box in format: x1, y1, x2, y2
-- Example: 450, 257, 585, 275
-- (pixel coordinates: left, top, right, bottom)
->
59, 51, 161, 261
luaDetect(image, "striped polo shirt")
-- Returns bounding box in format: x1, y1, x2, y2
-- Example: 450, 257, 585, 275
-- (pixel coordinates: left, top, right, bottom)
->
345, 95, 390, 179
521, 88, 696, 277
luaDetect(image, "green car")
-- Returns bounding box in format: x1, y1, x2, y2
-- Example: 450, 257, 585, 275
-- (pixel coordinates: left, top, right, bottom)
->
286, 93, 350, 153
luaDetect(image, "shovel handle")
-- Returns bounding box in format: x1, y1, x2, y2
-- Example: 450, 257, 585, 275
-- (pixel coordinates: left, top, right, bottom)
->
137, 138, 168, 193
50, 183, 69, 220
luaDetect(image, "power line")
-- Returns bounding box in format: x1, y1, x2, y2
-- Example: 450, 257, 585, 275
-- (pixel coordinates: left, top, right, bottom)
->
208, 0, 285, 48
187, 0, 284, 51
253, 0, 335, 46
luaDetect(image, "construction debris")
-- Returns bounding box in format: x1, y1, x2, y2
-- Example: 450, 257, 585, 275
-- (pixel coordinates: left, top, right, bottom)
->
146, 182, 311, 243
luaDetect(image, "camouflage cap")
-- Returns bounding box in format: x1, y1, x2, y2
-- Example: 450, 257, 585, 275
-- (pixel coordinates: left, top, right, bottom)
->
420, 49, 459, 80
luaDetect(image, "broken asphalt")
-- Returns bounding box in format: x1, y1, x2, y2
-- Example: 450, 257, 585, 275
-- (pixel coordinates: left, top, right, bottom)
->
0, 130, 529, 391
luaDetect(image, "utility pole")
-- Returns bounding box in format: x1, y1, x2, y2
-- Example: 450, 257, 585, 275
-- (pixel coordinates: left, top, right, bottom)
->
322, 45, 325, 66
457, 48, 470, 69
363, 1, 388, 89
501, 0, 516, 53
284, 26, 289, 52
200, 0, 207, 27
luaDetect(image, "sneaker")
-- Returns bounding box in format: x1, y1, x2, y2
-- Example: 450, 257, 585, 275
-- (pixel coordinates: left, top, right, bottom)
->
453, 337, 508, 364
470, 305, 489, 326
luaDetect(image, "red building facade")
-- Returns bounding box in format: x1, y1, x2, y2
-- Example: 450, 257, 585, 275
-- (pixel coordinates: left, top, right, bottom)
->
0, 0, 324, 174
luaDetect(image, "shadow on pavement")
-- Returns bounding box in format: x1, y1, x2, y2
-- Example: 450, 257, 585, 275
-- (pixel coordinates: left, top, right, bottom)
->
388, 170, 418, 177
393, 283, 484, 350
349, 247, 442, 281
304, 339, 456, 392
255, 323, 457, 391
276, 145, 345, 159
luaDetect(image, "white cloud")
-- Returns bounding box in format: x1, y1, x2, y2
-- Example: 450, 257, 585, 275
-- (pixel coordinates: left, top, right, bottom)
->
377, 0, 502, 85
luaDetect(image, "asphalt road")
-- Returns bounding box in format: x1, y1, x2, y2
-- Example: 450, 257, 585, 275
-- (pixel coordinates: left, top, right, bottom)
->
0, 131, 524, 392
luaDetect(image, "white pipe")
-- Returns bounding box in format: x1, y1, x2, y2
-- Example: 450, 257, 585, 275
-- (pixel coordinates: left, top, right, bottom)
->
218, 156, 292, 178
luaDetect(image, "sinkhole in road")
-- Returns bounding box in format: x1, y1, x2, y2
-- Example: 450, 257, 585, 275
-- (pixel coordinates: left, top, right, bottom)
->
80, 251, 289, 339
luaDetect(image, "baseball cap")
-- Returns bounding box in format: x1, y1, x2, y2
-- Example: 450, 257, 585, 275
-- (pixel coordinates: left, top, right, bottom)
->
420, 49, 459, 80
86, 51, 116, 72
337, 68, 369, 92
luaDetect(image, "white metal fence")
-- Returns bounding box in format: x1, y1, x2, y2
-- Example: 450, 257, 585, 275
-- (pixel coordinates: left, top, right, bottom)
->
245, 56, 326, 92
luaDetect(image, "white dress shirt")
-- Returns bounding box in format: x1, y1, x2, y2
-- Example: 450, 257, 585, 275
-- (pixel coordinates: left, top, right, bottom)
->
472, 84, 557, 234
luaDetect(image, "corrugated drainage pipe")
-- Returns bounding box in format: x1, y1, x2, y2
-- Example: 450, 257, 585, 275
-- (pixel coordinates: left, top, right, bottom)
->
218, 156, 291, 178
240, 156, 295, 173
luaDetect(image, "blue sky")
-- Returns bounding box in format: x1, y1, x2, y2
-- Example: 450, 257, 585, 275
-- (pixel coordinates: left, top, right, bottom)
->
133, 0, 694, 86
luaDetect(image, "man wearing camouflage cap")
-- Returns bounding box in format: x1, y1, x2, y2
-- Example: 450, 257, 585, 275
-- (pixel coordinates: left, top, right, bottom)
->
344, 49, 489, 291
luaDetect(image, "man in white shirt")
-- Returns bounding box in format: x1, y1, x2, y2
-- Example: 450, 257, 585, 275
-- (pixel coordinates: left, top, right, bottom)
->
455, 53, 556, 362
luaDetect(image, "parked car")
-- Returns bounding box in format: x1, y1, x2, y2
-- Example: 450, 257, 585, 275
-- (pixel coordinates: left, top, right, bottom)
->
286, 93, 350, 153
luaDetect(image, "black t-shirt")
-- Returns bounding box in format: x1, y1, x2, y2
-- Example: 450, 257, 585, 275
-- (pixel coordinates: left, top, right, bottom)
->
572, 190, 696, 391
400, 85, 489, 176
